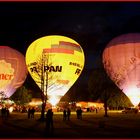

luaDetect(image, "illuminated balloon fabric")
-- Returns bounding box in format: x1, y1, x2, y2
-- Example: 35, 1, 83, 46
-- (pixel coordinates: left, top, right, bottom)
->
0, 46, 28, 98
26, 35, 85, 105
102, 33, 140, 106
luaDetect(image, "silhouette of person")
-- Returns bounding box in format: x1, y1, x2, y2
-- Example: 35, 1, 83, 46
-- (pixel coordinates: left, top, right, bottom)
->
67, 108, 71, 121
30, 107, 35, 118
76, 108, 80, 119
28, 107, 31, 119
1, 107, 6, 119
6, 107, 9, 118
79, 108, 82, 119
63, 109, 67, 121
45, 109, 54, 136
76, 107, 82, 119
95, 108, 98, 113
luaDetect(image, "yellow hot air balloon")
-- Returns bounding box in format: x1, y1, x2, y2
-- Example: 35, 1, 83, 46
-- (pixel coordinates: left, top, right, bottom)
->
26, 35, 85, 106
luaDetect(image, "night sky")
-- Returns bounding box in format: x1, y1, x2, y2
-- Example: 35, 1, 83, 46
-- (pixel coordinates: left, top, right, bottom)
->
1, 2, 140, 98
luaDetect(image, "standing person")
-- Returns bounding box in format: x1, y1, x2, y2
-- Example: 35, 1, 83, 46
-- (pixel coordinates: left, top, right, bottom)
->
76, 108, 80, 119
45, 108, 54, 136
76, 107, 82, 120
1, 107, 6, 119
67, 108, 71, 121
79, 107, 83, 120
6, 107, 9, 118
30, 107, 35, 118
27, 107, 31, 119
95, 108, 98, 113
63, 109, 67, 121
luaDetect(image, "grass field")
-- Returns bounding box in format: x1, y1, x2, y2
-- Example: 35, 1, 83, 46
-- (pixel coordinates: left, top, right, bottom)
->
1, 110, 140, 139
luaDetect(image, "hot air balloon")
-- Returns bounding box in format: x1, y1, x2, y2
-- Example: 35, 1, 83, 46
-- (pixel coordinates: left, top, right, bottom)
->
26, 35, 85, 106
102, 33, 140, 106
0, 46, 28, 99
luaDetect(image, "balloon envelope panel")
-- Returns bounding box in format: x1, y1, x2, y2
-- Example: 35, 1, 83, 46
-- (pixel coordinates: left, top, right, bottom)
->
0, 46, 28, 98
26, 35, 85, 105
103, 33, 140, 106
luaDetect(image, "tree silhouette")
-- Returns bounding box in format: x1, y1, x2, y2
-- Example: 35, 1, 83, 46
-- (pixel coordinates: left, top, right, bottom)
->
10, 86, 32, 105
88, 67, 118, 117
33, 51, 59, 121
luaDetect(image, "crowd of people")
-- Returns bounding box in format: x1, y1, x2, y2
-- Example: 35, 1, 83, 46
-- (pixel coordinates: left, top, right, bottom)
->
0, 104, 98, 137
62, 107, 84, 120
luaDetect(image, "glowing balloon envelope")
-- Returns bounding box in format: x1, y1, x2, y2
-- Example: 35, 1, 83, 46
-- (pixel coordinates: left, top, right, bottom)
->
26, 35, 85, 106
103, 33, 140, 106
0, 46, 28, 99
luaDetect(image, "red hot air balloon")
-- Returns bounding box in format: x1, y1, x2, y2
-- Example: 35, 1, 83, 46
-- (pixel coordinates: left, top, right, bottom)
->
0, 46, 28, 99
103, 33, 140, 106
